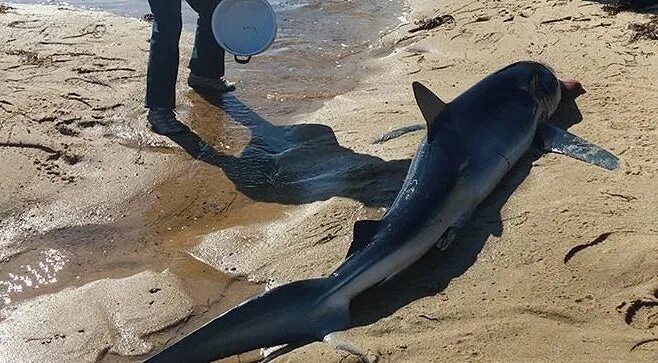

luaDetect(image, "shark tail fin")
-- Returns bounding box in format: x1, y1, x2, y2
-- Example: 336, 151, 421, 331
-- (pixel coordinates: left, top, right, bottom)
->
145, 277, 349, 363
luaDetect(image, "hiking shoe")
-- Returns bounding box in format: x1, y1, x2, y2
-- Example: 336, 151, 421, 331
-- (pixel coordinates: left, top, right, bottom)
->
188, 73, 236, 93
147, 108, 190, 136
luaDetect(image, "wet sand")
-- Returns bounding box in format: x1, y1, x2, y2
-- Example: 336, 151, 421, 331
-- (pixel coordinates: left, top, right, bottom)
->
0, 1, 404, 361
1, 0, 658, 362
0, 4, 265, 361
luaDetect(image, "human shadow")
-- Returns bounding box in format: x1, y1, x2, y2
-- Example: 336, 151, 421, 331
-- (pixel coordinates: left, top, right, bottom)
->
167, 93, 410, 207
349, 96, 584, 329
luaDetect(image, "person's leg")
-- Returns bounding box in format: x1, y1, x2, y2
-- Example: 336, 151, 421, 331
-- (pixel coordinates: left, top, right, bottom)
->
146, 0, 182, 109
146, 0, 190, 135
185, 0, 235, 93
186, 0, 225, 78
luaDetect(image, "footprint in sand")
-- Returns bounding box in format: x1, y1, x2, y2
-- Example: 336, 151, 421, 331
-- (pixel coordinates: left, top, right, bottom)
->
565, 230, 658, 342
617, 290, 658, 352
564, 231, 658, 291
617, 297, 658, 330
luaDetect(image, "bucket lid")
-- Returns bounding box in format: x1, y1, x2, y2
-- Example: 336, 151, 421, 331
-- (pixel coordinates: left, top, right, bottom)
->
211, 0, 277, 57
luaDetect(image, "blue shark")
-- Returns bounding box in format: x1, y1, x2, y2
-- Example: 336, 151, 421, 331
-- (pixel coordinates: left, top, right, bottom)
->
145, 61, 618, 362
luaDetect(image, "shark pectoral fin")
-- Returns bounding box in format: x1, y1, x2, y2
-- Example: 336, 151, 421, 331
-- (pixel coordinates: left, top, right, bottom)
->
412, 81, 447, 142
346, 220, 379, 258
535, 123, 620, 171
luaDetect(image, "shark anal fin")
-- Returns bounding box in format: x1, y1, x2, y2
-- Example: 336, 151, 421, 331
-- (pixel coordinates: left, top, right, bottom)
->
412, 81, 447, 142
535, 123, 620, 171
347, 220, 379, 258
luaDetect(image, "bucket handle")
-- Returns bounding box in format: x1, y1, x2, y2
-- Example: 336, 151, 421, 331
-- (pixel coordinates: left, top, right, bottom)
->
235, 55, 252, 64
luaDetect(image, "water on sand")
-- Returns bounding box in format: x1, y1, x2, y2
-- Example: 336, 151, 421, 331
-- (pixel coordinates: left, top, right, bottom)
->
2, 2, 405, 360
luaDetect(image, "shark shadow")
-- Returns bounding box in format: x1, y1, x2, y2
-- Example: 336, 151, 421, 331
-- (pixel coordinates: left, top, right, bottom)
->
167, 93, 410, 208
349, 96, 584, 329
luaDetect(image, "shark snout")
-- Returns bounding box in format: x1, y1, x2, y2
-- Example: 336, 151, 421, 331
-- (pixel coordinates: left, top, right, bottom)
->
560, 79, 586, 99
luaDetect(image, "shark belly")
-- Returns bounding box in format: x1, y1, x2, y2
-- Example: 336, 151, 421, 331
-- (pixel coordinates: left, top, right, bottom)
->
331, 147, 514, 301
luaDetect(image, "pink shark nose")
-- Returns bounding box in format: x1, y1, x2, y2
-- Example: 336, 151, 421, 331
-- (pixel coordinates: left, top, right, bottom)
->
560, 79, 586, 98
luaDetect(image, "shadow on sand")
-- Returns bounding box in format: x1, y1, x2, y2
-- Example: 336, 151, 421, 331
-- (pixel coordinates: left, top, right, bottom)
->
167, 93, 410, 208
350, 96, 583, 329
584, 0, 658, 13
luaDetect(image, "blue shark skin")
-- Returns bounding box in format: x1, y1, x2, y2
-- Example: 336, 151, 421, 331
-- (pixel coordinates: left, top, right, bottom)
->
145, 61, 617, 363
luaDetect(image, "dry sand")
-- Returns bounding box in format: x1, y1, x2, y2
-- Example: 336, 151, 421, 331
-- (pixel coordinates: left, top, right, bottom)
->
1, 0, 657, 362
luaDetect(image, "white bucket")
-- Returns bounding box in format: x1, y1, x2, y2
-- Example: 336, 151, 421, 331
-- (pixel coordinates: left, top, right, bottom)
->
211, 0, 277, 64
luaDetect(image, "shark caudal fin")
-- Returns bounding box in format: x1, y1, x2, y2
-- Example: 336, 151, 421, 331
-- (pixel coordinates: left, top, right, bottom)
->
145, 277, 349, 363
535, 123, 620, 171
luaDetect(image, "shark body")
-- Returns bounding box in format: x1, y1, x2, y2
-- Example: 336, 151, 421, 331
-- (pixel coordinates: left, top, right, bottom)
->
146, 61, 618, 362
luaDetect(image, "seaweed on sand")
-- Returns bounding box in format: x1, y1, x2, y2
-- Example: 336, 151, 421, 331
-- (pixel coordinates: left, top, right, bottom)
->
409, 14, 455, 33
0, 4, 15, 14
602, 0, 658, 14
629, 15, 658, 41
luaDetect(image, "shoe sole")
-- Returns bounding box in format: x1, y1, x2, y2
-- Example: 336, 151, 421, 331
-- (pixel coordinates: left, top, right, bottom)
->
147, 122, 190, 136
188, 83, 236, 94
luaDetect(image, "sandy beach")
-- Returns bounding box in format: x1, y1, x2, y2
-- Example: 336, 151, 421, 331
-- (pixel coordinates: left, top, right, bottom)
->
1, 0, 657, 362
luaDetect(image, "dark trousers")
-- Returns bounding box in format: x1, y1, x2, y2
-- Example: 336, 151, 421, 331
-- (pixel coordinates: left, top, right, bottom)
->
146, 0, 225, 109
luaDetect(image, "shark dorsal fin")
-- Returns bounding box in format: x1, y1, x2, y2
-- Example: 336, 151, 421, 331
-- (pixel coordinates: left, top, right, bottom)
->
346, 219, 379, 258
412, 81, 447, 142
